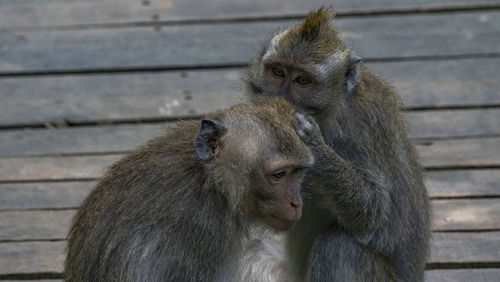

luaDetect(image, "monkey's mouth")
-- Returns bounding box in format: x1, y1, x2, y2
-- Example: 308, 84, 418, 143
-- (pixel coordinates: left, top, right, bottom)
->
267, 214, 298, 230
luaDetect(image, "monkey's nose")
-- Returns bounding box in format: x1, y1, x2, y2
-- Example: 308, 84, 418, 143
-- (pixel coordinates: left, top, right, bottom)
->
290, 197, 303, 218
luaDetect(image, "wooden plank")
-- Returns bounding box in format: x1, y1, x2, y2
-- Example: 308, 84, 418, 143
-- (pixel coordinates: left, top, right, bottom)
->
1, 232, 498, 275
1, 109, 498, 157
0, 210, 73, 241
0, 182, 95, 210
1, 199, 497, 241
2, 281, 62, 282
0, 70, 242, 126
0, 124, 164, 157
419, 137, 500, 168
407, 109, 500, 139
0, 241, 64, 274
0, 58, 498, 127
1, 12, 499, 73
0, 137, 497, 182
368, 58, 500, 109
426, 169, 500, 198
430, 232, 500, 264
0, 169, 497, 210
1, 270, 499, 282
0, 155, 120, 181
425, 269, 500, 282
432, 199, 500, 231
1, 0, 498, 30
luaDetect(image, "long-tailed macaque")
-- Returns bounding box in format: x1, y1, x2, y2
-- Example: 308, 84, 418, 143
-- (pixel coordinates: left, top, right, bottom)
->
65, 98, 313, 282
245, 8, 431, 282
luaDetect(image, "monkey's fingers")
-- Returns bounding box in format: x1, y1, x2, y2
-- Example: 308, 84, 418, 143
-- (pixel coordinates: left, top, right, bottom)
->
294, 112, 324, 148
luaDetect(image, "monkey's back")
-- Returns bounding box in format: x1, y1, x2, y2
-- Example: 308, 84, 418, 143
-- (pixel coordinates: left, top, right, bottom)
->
65, 121, 242, 282
333, 68, 431, 279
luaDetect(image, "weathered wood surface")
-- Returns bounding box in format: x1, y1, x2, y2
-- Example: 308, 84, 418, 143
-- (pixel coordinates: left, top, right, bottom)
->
1, 12, 499, 74
418, 137, 500, 168
0, 210, 73, 241
0, 182, 95, 210
3, 270, 500, 282
1, 0, 498, 30
1, 57, 499, 127
425, 269, 500, 282
432, 199, 500, 231
1, 232, 498, 276
1, 169, 497, 210
0, 242, 65, 275
1, 199, 497, 241
430, 232, 500, 264
1, 137, 497, 182
426, 170, 500, 198
0, 108, 498, 157
0, 124, 165, 157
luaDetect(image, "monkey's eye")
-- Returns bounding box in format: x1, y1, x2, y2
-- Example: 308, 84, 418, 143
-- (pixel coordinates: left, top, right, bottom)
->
295, 76, 311, 86
272, 170, 287, 179
271, 67, 285, 78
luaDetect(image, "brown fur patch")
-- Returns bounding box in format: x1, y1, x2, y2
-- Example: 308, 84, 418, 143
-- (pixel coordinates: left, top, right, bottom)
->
301, 8, 335, 41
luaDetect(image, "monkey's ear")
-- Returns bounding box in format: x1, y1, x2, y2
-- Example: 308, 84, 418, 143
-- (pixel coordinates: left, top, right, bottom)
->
345, 54, 362, 95
195, 118, 226, 161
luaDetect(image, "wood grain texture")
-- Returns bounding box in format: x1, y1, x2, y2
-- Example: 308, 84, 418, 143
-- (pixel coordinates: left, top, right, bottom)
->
0, 109, 498, 157
0, 169, 497, 210
407, 109, 500, 139
425, 269, 500, 282
430, 232, 500, 264
418, 137, 500, 168
0, 0, 498, 30
0, 241, 65, 274
0, 210, 73, 241
1, 199, 497, 241
432, 199, 500, 231
0, 155, 120, 181
1, 232, 498, 275
0, 12, 499, 73
0, 124, 164, 157
0, 182, 95, 210
0, 70, 243, 126
426, 169, 500, 198
1, 58, 498, 126
0, 137, 497, 182
368, 58, 500, 109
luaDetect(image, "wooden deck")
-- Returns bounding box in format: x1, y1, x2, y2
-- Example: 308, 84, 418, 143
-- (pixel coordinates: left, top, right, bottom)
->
0, 0, 499, 281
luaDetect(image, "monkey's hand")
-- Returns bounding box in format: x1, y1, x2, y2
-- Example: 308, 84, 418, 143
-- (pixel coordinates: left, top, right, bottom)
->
295, 113, 329, 153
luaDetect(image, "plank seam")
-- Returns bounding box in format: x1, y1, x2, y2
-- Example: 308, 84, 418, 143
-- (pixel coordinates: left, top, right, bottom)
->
0, 53, 499, 78
0, 4, 499, 33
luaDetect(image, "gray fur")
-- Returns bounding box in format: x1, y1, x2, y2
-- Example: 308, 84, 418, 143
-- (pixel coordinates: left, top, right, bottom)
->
65, 100, 312, 282
244, 9, 431, 282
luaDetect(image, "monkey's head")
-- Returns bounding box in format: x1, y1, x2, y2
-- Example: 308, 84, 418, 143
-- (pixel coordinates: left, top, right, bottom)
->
195, 98, 313, 230
246, 8, 362, 117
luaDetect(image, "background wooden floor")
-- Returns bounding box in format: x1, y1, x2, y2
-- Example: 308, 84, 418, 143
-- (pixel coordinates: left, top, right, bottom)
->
0, 0, 499, 281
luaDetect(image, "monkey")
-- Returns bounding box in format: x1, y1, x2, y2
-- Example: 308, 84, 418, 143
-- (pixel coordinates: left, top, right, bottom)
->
244, 8, 431, 282
64, 98, 313, 282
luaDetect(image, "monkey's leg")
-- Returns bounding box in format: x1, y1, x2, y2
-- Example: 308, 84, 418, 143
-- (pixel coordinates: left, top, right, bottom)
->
309, 230, 396, 282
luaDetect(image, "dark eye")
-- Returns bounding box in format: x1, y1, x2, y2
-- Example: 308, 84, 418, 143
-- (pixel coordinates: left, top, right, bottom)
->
272, 67, 285, 78
295, 76, 311, 86
272, 170, 287, 179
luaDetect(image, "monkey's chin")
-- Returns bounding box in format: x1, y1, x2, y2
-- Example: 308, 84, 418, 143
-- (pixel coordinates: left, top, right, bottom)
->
266, 215, 298, 231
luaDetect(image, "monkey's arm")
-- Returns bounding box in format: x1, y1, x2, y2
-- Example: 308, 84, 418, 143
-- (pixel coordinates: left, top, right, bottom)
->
296, 114, 390, 241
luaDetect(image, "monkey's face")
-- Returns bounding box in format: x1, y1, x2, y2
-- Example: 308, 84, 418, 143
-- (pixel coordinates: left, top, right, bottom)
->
246, 157, 308, 231
195, 99, 313, 231
246, 9, 362, 118
249, 59, 347, 115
